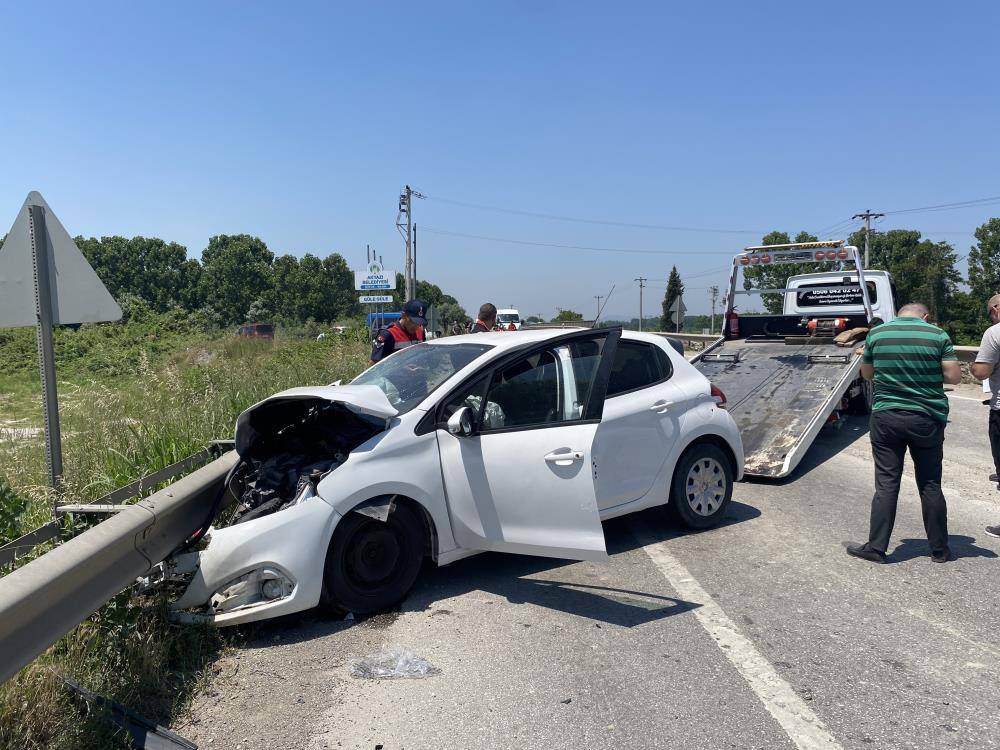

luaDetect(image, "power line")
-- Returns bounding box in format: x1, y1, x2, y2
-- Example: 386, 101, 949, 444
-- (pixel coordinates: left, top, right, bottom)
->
421, 227, 733, 256
883, 195, 1000, 216
421, 193, 769, 234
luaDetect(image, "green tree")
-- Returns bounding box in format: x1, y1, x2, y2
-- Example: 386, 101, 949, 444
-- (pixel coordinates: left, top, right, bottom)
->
434, 301, 470, 332
322, 252, 358, 320
967, 218, 1000, 308
847, 228, 961, 325
76, 235, 195, 312
552, 309, 584, 322
742, 231, 821, 313
199, 234, 274, 324
660, 266, 685, 331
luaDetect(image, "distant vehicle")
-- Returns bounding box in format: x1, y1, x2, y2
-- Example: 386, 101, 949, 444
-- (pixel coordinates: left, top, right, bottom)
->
237, 322, 274, 340
367, 312, 401, 331
692, 240, 896, 478
163, 327, 742, 625
496, 308, 522, 330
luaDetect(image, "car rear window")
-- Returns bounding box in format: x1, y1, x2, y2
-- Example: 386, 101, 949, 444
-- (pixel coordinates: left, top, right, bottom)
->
606, 341, 670, 397
795, 281, 877, 307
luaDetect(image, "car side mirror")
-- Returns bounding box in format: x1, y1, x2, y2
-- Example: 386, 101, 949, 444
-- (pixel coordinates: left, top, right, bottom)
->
447, 406, 474, 436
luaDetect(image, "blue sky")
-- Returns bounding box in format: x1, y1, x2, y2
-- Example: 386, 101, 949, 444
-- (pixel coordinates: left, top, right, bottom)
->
2, 2, 999, 318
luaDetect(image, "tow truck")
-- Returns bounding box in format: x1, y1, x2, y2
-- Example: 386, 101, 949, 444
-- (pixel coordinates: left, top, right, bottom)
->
692, 240, 896, 478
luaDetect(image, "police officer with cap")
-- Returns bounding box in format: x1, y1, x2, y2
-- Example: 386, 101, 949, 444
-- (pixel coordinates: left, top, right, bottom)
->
371, 299, 427, 364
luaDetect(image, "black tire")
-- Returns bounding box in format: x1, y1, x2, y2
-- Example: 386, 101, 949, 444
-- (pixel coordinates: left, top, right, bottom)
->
847, 378, 873, 415
322, 502, 425, 615
667, 443, 734, 529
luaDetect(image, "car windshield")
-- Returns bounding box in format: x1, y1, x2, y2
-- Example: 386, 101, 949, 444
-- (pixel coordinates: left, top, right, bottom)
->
497, 314, 519, 323
352, 343, 493, 414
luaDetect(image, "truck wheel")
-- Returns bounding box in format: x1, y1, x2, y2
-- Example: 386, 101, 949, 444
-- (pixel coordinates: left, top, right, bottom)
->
667, 444, 733, 529
847, 378, 873, 415
322, 502, 425, 615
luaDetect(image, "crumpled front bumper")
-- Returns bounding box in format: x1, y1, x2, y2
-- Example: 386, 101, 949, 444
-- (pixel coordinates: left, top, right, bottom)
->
168, 496, 342, 626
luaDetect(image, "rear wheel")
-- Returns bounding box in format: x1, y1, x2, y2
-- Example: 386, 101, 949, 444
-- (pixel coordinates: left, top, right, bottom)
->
322, 502, 425, 614
667, 444, 733, 529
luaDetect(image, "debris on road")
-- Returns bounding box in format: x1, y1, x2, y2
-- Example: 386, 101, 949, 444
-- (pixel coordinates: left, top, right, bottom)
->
349, 647, 440, 679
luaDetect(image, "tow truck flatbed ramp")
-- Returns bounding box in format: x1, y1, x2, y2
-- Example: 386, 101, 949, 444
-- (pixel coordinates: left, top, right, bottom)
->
694, 339, 862, 478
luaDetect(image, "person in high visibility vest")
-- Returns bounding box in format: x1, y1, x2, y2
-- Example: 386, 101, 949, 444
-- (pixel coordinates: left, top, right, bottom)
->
370, 299, 427, 364
469, 303, 497, 333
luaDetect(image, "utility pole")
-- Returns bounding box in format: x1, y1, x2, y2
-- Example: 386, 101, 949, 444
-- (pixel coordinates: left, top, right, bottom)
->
708, 285, 719, 335
413, 223, 417, 293
396, 185, 424, 300
634, 277, 647, 331
851, 209, 884, 269
594, 295, 604, 324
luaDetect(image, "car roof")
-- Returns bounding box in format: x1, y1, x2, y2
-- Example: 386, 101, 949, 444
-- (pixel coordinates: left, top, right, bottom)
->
425, 327, 678, 352
427, 328, 583, 351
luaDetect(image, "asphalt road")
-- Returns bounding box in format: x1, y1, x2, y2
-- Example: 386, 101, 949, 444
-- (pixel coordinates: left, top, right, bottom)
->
179, 383, 1000, 750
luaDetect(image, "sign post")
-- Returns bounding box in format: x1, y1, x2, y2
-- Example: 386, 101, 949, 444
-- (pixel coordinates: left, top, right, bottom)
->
669, 296, 687, 333
0, 192, 122, 505
28, 206, 63, 492
355, 260, 396, 331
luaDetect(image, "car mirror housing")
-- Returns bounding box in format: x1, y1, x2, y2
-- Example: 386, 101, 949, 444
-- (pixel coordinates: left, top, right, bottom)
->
447, 406, 474, 436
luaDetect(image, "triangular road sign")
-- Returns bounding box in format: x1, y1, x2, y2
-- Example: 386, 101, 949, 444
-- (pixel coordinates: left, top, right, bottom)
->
0, 191, 121, 327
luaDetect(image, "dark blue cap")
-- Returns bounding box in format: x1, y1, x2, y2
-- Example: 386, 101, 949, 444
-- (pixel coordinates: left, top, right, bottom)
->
402, 299, 427, 325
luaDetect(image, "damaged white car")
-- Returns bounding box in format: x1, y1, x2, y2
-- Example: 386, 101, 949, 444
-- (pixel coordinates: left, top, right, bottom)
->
164, 327, 743, 625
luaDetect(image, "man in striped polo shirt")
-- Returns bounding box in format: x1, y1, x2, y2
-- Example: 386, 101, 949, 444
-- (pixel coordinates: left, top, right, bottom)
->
846, 303, 962, 564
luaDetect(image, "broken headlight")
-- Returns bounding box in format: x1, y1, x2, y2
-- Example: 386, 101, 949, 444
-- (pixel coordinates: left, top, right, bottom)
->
210, 567, 295, 613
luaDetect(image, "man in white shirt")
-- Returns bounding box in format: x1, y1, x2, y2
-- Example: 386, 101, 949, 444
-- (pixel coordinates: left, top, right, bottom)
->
971, 293, 1000, 537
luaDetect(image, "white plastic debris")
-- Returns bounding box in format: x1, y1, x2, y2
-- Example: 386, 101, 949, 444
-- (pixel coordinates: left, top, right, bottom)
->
349, 647, 440, 679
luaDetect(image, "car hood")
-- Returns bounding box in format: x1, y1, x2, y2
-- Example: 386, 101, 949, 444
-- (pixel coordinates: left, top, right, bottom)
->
234, 385, 398, 457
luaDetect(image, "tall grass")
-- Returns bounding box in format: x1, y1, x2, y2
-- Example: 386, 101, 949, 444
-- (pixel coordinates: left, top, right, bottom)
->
0, 327, 370, 749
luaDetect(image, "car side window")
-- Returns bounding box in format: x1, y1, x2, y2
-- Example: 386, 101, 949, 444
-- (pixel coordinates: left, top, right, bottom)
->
477, 336, 610, 431
606, 341, 669, 397
481, 349, 563, 430
440, 375, 508, 431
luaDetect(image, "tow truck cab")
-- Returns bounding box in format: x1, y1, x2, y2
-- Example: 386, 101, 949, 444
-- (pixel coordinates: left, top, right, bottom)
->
724, 265, 896, 341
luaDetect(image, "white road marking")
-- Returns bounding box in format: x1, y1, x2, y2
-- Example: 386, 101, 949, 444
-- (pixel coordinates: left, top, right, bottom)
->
947, 392, 987, 402
632, 525, 845, 750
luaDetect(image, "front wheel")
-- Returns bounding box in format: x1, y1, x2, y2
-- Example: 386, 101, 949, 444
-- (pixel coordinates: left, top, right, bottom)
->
322, 502, 425, 615
667, 444, 734, 529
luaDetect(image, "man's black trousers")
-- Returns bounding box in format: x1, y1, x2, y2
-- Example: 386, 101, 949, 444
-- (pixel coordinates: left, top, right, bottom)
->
866, 408, 949, 555
989, 409, 1000, 478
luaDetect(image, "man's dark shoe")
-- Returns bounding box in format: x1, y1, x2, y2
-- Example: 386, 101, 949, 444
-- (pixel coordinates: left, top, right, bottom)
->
846, 543, 886, 563
990, 474, 998, 482
931, 548, 955, 563
986, 525, 1000, 538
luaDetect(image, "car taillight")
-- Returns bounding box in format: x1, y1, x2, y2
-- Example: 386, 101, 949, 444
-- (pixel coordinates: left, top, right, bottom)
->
711, 383, 727, 409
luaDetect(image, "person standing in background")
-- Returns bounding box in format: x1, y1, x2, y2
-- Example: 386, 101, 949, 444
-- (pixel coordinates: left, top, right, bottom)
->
469, 303, 497, 333
846, 303, 962, 564
971, 293, 1000, 537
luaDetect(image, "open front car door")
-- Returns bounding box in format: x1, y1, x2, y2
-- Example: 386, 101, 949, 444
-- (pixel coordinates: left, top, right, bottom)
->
435, 328, 621, 561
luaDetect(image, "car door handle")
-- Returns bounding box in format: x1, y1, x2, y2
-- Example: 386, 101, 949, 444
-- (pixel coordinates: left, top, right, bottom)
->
544, 450, 585, 463
649, 400, 676, 413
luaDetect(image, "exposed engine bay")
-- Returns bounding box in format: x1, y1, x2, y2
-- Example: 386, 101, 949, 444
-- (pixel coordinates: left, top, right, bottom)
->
221, 396, 389, 527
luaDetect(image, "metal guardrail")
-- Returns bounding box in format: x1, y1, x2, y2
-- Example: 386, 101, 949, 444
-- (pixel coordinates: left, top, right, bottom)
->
0, 451, 237, 684
55, 441, 234, 515
0, 521, 60, 568
955, 345, 978, 362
